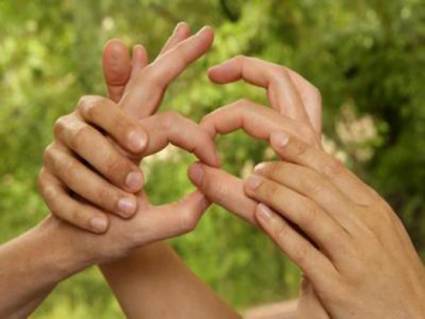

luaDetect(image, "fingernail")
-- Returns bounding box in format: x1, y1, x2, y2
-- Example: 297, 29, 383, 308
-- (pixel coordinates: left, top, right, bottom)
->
126, 171, 144, 191
128, 129, 147, 152
196, 25, 211, 35
90, 217, 108, 233
257, 203, 273, 221
175, 21, 188, 34
270, 131, 289, 149
254, 163, 267, 173
117, 197, 137, 218
189, 163, 204, 186
246, 175, 263, 190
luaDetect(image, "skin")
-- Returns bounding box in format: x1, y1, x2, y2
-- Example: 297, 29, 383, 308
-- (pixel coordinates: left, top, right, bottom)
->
0, 24, 236, 319
186, 56, 425, 318
243, 132, 425, 319
39, 23, 240, 319
187, 55, 328, 317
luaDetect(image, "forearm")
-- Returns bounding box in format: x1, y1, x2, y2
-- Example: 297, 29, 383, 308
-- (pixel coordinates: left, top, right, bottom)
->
0, 216, 94, 318
100, 242, 241, 319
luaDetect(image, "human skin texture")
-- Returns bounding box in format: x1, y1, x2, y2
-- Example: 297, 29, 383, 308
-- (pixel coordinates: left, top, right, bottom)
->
0, 24, 237, 319
244, 132, 425, 319
187, 55, 425, 317
37, 23, 240, 319
188, 55, 329, 317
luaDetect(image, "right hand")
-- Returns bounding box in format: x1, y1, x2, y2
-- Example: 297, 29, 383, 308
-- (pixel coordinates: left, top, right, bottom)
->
187, 56, 329, 318
38, 23, 218, 262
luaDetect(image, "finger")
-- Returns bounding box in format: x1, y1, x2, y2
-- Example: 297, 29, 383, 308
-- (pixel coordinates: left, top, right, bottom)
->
269, 131, 378, 205
255, 203, 337, 287
54, 113, 144, 193
159, 22, 192, 55
252, 162, 360, 235
244, 173, 352, 258
130, 44, 149, 78
200, 99, 318, 147
43, 144, 138, 219
38, 168, 109, 233
140, 111, 220, 167
297, 279, 330, 319
188, 162, 258, 225
102, 39, 131, 102
136, 191, 210, 242
77, 95, 148, 154
208, 56, 310, 123
120, 26, 214, 117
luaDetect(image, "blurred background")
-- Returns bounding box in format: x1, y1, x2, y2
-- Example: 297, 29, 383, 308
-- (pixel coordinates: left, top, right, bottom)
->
0, 0, 424, 317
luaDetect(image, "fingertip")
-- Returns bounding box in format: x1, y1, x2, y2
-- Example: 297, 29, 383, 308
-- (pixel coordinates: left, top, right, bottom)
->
89, 215, 109, 234
125, 170, 145, 193
196, 25, 215, 46
127, 126, 148, 153
132, 44, 148, 64
207, 61, 239, 84
103, 38, 128, 54
175, 21, 191, 37
189, 190, 211, 211
103, 39, 130, 68
117, 195, 138, 219
270, 131, 289, 151
188, 162, 204, 187
102, 38, 131, 93
207, 66, 221, 82
255, 203, 274, 225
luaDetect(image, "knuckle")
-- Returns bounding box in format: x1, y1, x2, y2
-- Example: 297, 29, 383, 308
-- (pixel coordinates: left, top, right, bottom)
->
274, 221, 289, 244
62, 160, 80, 181
37, 168, 48, 193
42, 144, 55, 165
300, 202, 320, 229
69, 125, 91, 150
322, 158, 344, 178
53, 115, 69, 138
97, 187, 115, 208
80, 99, 102, 119
300, 125, 317, 145
180, 210, 200, 232
301, 171, 323, 196
77, 95, 104, 113
261, 181, 281, 201
234, 54, 246, 62
144, 66, 165, 89
160, 111, 180, 130
105, 154, 130, 178
69, 208, 87, 227
291, 139, 309, 157
292, 242, 309, 266
273, 66, 289, 79
234, 98, 251, 109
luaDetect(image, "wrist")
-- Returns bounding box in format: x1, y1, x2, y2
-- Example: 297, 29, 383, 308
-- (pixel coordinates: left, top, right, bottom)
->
33, 216, 98, 281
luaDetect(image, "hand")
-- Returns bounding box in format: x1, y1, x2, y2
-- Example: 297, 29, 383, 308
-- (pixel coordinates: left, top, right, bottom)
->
189, 55, 322, 224
244, 132, 425, 319
38, 23, 219, 262
187, 55, 328, 317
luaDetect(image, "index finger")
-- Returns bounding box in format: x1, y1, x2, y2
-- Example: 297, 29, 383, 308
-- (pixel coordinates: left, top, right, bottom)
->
119, 26, 214, 118
208, 56, 309, 122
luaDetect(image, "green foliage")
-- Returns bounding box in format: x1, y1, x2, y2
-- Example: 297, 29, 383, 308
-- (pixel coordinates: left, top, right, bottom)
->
0, 0, 424, 317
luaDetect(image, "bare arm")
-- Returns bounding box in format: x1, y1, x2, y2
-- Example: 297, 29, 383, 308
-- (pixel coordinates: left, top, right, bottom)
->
37, 23, 240, 319
0, 217, 94, 318
101, 243, 240, 319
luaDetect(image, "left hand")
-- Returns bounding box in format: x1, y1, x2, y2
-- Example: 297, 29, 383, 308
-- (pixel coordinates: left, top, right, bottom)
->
244, 131, 425, 319
39, 23, 220, 263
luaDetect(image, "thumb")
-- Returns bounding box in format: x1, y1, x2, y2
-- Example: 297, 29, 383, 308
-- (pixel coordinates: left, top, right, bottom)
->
102, 39, 131, 102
